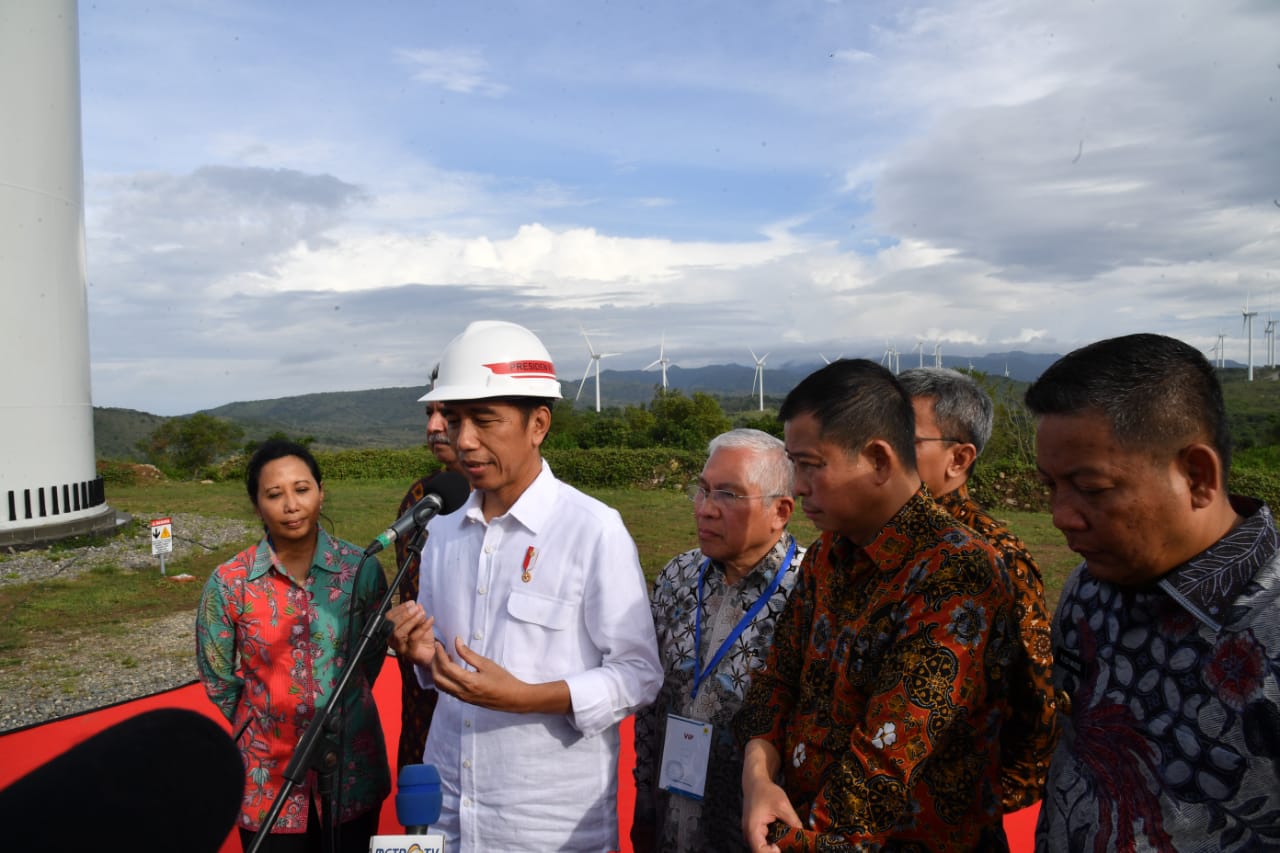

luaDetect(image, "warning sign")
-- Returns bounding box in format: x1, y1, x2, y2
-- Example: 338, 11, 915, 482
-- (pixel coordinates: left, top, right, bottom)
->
150, 517, 173, 556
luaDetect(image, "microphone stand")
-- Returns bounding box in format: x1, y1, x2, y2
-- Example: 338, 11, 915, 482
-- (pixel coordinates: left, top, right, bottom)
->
246, 523, 431, 853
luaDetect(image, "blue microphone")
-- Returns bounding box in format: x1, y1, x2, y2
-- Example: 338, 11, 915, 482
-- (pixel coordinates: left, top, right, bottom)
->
396, 764, 443, 832
369, 764, 446, 852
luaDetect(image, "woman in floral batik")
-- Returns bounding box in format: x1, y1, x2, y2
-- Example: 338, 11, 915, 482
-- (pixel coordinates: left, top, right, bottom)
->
197, 439, 389, 853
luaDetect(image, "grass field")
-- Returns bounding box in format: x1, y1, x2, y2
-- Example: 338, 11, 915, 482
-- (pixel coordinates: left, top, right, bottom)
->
0, 479, 1081, 660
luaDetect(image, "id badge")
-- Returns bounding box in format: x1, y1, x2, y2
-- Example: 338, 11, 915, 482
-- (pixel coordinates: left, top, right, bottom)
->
657, 714, 713, 800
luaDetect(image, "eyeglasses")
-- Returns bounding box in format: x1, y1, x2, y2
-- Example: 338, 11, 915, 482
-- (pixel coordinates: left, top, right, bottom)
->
687, 484, 783, 507
914, 436, 962, 445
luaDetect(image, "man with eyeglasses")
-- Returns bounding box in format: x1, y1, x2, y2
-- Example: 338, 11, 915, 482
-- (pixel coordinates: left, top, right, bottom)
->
897, 366, 1057, 813
632, 429, 805, 853
736, 359, 1021, 852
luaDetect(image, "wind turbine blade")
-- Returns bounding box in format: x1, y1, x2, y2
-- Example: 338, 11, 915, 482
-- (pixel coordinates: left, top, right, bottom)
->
576, 359, 593, 400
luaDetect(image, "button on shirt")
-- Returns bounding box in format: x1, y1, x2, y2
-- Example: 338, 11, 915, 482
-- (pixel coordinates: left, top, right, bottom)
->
416, 461, 662, 852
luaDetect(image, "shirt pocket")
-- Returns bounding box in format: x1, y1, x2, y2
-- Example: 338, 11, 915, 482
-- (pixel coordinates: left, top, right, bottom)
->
502, 590, 579, 679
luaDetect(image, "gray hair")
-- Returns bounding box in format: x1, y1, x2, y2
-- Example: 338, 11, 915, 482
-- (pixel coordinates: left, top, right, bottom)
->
706, 428, 794, 497
898, 367, 994, 456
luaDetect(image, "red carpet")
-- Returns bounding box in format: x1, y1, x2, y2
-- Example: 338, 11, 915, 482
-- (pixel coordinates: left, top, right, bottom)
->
0, 655, 1037, 850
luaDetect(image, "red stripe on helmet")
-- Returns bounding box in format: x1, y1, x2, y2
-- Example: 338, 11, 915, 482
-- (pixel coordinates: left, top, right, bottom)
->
483, 360, 556, 379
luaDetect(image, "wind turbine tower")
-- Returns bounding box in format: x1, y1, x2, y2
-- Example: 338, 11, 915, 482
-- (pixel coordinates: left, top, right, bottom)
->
1215, 331, 1226, 369
912, 340, 925, 368
0, 1, 117, 546
933, 341, 942, 369
575, 329, 620, 412
644, 334, 672, 390
1243, 297, 1259, 381
1265, 315, 1276, 369
750, 349, 769, 411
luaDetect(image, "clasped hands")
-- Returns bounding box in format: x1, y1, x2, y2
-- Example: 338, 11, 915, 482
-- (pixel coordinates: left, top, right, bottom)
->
386, 600, 529, 712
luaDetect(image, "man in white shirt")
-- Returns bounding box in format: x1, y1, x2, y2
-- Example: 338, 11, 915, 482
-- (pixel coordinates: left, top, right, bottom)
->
388, 320, 662, 852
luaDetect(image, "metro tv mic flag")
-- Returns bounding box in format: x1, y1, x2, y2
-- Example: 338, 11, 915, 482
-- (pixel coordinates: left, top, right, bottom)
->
0, 708, 243, 852
365, 471, 470, 556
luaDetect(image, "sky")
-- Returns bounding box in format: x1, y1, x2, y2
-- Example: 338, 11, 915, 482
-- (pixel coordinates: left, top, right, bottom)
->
73, 0, 1280, 415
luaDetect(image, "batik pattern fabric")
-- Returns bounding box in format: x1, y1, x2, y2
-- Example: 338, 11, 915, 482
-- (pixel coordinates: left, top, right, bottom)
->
393, 472, 444, 772
633, 533, 805, 853
1036, 497, 1280, 852
936, 484, 1058, 811
734, 490, 1019, 852
196, 529, 390, 833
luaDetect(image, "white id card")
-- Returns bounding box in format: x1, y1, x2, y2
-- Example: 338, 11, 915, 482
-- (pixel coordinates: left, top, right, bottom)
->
658, 714, 713, 800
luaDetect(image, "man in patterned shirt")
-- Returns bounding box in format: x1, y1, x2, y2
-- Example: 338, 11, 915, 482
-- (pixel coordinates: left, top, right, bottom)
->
393, 362, 471, 772
1027, 333, 1280, 851
737, 358, 1021, 852
633, 428, 805, 853
898, 366, 1057, 811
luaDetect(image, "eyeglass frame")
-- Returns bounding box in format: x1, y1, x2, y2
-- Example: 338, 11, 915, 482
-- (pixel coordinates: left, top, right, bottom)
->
686, 484, 787, 507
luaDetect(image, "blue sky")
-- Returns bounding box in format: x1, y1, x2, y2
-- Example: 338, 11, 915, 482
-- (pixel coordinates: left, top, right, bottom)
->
77, 0, 1280, 414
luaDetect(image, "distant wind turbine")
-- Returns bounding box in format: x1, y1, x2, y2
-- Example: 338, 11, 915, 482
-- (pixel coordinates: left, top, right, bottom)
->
1215, 331, 1227, 369
1243, 296, 1259, 382
1266, 317, 1276, 369
912, 340, 925, 368
933, 341, 942, 368
575, 328, 620, 412
819, 351, 843, 364
750, 349, 769, 411
644, 333, 672, 390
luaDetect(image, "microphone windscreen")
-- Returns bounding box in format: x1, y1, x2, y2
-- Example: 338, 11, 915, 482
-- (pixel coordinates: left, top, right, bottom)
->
431, 471, 470, 515
0, 707, 244, 852
395, 763, 443, 828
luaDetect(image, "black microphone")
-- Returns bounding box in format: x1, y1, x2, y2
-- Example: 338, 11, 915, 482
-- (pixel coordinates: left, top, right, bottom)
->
0, 708, 244, 852
365, 470, 469, 556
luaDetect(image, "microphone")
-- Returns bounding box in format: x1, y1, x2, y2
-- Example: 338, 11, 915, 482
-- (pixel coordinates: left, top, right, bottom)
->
0, 708, 244, 852
365, 471, 470, 556
369, 764, 446, 852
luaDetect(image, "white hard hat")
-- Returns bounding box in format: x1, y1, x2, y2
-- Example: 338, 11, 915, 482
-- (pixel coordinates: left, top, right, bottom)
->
420, 321, 563, 402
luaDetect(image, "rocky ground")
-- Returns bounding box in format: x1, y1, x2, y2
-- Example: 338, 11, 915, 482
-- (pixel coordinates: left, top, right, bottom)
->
0, 514, 256, 733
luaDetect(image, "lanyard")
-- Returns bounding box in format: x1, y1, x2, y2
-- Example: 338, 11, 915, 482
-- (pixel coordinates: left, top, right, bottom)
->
691, 538, 796, 699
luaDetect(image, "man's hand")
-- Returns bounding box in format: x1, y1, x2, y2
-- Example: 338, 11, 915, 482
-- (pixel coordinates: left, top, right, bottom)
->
742, 739, 802, 853
386, 601, 437, 668
430, 637, 532, 711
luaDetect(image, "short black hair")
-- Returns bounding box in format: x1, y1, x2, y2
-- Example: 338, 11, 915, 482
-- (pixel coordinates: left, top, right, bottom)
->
779, 358, 916, 470
246, 439, 322, 505
1025, 333, 1232, 474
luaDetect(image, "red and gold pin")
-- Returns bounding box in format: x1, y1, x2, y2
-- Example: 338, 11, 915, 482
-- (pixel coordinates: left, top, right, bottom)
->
521, 546, 537, 583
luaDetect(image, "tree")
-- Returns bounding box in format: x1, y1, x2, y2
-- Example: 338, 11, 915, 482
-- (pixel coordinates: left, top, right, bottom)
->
649, 390, 732, 451
138, 413, 245, 477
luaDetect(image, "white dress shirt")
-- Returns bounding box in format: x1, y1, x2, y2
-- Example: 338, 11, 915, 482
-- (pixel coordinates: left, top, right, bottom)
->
416, 460, 662, 852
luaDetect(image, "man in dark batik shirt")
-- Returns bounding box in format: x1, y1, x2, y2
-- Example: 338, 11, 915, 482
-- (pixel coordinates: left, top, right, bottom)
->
899, 366, 1058, 812
1027, 333, 1280, 852
394, 362, 469, 772
736, 359, 1021, 853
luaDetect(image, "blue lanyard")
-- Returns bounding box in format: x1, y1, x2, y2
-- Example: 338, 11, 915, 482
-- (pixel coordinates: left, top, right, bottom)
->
691, 538, 796, 699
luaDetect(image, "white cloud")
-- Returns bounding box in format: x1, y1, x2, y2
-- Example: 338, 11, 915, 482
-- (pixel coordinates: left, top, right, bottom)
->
398, 47, 509, 97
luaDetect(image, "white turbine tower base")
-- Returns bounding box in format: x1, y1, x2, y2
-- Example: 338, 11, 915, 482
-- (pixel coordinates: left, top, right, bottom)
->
0, 0, 117, 545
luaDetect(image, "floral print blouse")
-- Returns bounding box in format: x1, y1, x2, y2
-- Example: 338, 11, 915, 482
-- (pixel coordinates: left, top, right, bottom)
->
936, 484, 1058, 811
734, 490, 1020, 851
1036, 498, 1280, 851
196, 529, 390, 833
